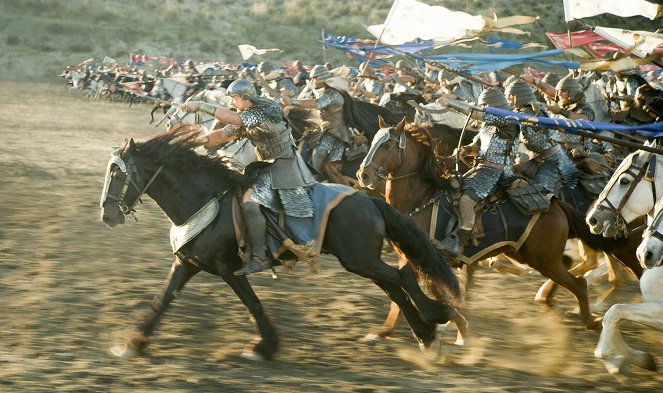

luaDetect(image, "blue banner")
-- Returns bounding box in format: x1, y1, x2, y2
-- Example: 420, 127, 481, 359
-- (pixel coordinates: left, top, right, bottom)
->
485, 107, 663, 138
414, 49, 579, 75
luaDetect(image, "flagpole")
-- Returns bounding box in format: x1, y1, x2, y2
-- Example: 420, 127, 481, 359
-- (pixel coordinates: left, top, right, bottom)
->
367, 0, 400, 65
322, 29, 328, 64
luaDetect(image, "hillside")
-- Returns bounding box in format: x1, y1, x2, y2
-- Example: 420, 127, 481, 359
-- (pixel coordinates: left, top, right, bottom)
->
0, 0, 660, 81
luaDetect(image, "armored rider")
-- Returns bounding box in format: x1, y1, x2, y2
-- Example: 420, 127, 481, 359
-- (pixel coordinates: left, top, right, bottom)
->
506, 79, 581, 194
181, 79, 316, 275
281, 64, 365, 180
438, 88, 521, 251
257, 61, 298, 101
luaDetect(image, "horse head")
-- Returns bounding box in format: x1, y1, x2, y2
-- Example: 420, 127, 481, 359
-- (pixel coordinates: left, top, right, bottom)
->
357, 116, 423, 189
100, 138, 148, 227
586, 146, 663, 238
637, 198, 663, 269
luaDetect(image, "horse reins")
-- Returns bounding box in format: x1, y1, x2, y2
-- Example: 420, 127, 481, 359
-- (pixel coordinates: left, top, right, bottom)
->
106, 155, 163, 216
364, 128, 417, 182
594, 154, 657, 234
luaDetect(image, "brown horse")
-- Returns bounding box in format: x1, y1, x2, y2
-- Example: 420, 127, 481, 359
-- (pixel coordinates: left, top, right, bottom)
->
357, 118, 641, 332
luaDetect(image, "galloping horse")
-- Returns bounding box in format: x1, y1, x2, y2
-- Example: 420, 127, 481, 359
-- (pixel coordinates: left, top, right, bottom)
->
585, 146, 663, 374
357, 118, 637, 331
100, 127, 464, 360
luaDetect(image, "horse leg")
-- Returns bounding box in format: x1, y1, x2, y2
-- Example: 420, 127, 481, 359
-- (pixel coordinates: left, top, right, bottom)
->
595, 302, 661, 374
535, 253, 574, 304
221, 272, 279, 361
364, 255, 407, 341
111, 257, 200, 357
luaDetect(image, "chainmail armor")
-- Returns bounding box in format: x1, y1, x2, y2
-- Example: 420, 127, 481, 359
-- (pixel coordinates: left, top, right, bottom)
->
250, 168, 314, 218
316, 133, 345, 162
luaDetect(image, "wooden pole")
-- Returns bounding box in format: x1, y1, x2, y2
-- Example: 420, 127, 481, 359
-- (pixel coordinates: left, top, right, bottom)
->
322, 29, 328, 64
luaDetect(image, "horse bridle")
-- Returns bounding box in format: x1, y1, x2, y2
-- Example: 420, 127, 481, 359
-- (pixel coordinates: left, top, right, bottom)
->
102, 152, 163, 216
593, 153, 657, 233
361, 127, 417, 182
645, 201, 663, 243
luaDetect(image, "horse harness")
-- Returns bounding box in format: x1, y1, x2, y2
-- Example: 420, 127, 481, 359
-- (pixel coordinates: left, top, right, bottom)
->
361, 127, 418, 182
594, 153, 657, 235
102, 151, 163, 217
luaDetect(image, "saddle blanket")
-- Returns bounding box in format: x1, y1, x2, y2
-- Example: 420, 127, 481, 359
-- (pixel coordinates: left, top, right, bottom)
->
433, 194, 547, 265
233, 183, 357, 265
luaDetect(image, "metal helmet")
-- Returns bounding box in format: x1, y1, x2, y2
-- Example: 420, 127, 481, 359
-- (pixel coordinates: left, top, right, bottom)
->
257, 61, 273, 75
227, 79, 256, 98
503, 75, 519, 89
395, 60, 409, 71
555, 76, 583, 98
437, 69, 455, 83
541, 72, 560, 87
478, 87, 510, 110
505, 80, 537, 107
309, 64, 332, 81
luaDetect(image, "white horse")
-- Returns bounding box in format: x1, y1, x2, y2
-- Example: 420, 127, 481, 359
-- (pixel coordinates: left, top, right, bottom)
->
158, 89, 258, 173
150, 77, 191, 105
637, 198, 663, 269
586, 144, 663, 238
584, 145, 663, 374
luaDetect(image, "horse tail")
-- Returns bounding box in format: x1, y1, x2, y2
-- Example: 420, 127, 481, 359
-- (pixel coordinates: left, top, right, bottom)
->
369, 197, 461, 301
556, 200, 629, 251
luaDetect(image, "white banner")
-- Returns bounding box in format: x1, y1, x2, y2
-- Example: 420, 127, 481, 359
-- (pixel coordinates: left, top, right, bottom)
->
594, 26, 663, 58
366, 0, 485, 45
237, 44, 281, 61
563, 0, 661, 22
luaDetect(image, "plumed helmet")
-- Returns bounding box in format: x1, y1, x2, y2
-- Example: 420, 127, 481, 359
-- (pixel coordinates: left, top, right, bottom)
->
541, 73, 561, 87
309, 64, 332, 81
257, 61, 273, 75
227, 79, 256, 98
478, 87, 510, 110
505, 80, 536, 107
555, 76, 582, 96
503, 75, 519, 89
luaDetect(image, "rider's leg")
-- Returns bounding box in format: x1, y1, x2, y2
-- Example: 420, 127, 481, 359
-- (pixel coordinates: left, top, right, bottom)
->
458, 194, 477, 248
234, 188, 270, 276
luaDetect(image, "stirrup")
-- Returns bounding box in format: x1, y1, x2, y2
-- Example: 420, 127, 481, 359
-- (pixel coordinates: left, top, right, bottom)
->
234, 257, 271, 276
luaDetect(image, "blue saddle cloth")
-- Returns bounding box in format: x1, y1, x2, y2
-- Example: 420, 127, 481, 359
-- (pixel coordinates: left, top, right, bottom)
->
264, 183, 356, 261
433, 193, 543, 264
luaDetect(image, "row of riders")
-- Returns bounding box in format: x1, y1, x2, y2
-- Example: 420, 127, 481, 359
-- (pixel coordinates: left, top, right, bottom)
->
100, 57, 663, 373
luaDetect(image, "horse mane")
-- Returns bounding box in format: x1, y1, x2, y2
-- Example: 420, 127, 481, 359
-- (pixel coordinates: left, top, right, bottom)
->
402, 123, 454, 191
134, 125, 248, 188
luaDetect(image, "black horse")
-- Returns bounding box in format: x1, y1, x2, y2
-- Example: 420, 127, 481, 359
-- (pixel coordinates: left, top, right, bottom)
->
100, 127, 463, 360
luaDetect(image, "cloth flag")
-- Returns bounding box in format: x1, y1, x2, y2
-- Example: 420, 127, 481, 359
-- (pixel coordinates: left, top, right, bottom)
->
594, 26, 663, 58
418, 49, 578, 75
563, 0, 662, 22
367, 0, 485, 45
237, 45, 282, 61
65, 58, 94, 70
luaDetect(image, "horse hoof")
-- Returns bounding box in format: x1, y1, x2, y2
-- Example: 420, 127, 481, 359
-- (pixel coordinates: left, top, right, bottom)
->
419, 335, 441, 360
360, 333, 388, 343
240, 350, 266, 361
602, 356, 628, 375
586, 316, 603, 331
110, 344, 139, 358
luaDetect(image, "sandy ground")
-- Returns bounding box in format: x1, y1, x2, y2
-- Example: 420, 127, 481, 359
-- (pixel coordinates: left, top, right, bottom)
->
0, 82, 661, 392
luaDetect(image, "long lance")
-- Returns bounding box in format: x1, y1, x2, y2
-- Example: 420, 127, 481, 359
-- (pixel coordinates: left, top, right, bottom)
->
455, 108, 475, 172
564, 128, 663, 155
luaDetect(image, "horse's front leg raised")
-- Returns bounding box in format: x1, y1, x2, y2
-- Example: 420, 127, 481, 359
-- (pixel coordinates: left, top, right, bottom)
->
111, 257, 200, 357
222, 273, 279, 360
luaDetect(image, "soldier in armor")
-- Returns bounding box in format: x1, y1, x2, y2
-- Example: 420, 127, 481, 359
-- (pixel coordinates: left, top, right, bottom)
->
352, 61, 385, 103
281, 64, 364, 183
424, 69, 480, 103
605, 68, 646, 124
391, 59, 424, 95
437, 88, 521, 250
257, 60, 298, 101
292, 60, 309, 88
181, 79, 316, 275
506, 80, 581, 194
